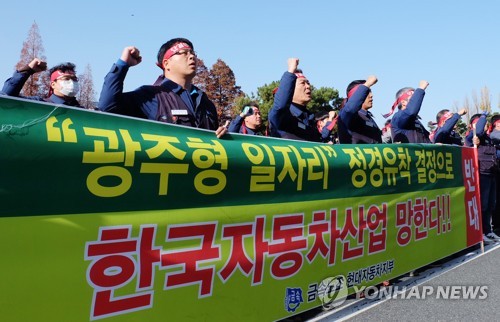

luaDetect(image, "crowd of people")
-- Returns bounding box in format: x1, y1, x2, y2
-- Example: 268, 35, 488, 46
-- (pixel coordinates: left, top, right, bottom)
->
2, 37, 499, 243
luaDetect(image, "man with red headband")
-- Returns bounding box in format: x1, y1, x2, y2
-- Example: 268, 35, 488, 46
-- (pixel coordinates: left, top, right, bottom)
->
382, 119, 392, 143
337, 76, 380, 144
315, 110, 338, 144
1, 58, 82, 107
98, 38, 226, 137
387, 81, 430, 143
430, 108, 467, 144
465, 112, 500, 243
268, 58, 318, 141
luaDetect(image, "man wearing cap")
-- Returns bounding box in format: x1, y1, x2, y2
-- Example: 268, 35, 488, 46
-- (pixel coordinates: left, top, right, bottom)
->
228, 103, 267, 135
387, 81, 430, 143
1, 58, 83, 107
337, 76, 381, 144
315, 110, 338, 144
98, 38, 227, 137
430, 108, 467, 144
268, 58, 319, 142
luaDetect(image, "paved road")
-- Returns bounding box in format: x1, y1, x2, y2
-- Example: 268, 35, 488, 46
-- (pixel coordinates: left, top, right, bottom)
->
310, 242, 500, 321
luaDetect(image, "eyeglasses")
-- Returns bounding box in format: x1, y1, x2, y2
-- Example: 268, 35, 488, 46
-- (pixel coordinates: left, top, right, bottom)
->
172, 49, 197, 57
57, 75, 78, 82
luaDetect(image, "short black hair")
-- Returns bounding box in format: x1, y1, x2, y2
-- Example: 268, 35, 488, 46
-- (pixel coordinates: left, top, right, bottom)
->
49, 62, 76, 75
157, 38, 194, 66
346, 80, 366, 96
436, 109, 450, 123
246, 101, 260, 109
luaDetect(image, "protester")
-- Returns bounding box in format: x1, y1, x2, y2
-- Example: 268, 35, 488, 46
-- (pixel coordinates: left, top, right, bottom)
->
337, 76, 381, 144
315, 110, 338, 144
381, 119, 392, 143
430, 108, 467, 144
489, 114, 500, 234
228, 103, 267, 135
1, 58, 83, 107
268, 58, 319, 142
464, 113, 500, 243
98, 38, 228, 138
387, 81, 430, 143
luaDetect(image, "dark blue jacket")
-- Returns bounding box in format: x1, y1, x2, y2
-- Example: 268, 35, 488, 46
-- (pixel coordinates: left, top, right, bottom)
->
433, 113, 462, 145
338, 85, 381, 144
465, 115, 488, 147
391, 89, 430, 143
489, 129, 500, 159
319, 119, 337, 143
268, 72, 319, 142
98, 60, 218, 130
465, 115, 497, 175
2, 70, 82, 107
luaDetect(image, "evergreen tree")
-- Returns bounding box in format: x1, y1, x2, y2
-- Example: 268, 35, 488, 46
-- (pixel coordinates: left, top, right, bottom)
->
309, 86, 341, 114
255, 81, 280, 122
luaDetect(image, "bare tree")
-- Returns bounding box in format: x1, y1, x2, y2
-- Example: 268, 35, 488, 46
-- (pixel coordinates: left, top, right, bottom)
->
463, 96, 471, 124
471, 90, 480, 115
15, 21, 49, 97
480, 86, 491, 112
77, 64, 97, 110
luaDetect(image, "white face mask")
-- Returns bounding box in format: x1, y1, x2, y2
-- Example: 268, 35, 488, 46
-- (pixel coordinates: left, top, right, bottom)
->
58, 79, 79, 97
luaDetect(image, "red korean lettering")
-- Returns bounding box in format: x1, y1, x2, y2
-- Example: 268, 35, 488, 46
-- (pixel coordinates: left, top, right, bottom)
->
306, 210, 330, 263
268, 214, 307, 278
161, 223, 220, 297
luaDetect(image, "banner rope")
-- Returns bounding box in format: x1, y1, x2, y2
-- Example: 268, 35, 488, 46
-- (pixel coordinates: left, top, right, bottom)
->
0, 106, 59, 133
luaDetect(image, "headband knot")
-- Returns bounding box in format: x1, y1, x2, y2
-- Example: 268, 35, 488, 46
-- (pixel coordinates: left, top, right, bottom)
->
437, 111, 453, 127
383, 90, 414, 118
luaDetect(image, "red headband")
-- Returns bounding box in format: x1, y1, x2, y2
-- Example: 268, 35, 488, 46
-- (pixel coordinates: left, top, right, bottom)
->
48, 70, 76, 97
50, 70, 75, 82
156, 42, 192, 69
383, 90, 414, 118
347, 85, 360, 99
437, 111, 453, 127
294, 72, 305, 79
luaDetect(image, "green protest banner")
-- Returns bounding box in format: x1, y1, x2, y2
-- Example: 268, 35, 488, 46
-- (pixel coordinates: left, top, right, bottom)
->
0, 96, 482, 321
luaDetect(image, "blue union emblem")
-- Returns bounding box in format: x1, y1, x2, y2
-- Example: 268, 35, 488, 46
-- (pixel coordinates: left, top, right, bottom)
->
285, 287, 304, 312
